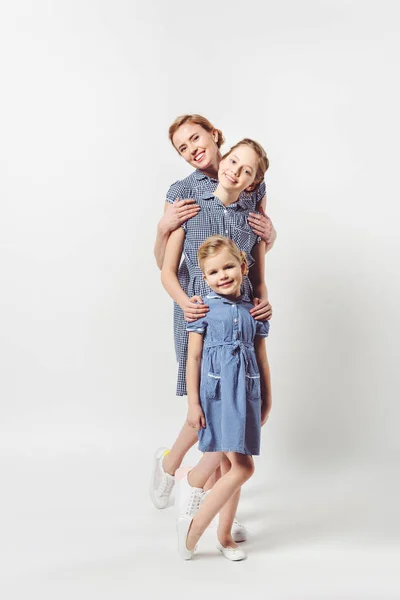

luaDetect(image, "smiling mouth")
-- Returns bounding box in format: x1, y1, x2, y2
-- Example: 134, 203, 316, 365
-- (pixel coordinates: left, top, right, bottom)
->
219, 280, 233, 288
194, 151, 206, 162
224, 173, 238, 184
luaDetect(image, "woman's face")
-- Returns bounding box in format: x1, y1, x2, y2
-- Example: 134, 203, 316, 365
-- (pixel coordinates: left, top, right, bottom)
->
172, 123, 220, 172
218, 145, 259, 194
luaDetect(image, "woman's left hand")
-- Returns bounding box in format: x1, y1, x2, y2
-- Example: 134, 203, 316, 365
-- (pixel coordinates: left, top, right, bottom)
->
248, 206, 273, 243
250, 297, 272, 321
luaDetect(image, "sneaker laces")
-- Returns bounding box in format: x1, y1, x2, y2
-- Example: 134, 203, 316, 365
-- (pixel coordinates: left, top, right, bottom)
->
159, 474, 174, 498
185, 489, 205, 516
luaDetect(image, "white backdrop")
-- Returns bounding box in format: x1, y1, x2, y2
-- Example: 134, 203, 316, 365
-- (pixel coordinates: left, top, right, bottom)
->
1, 1, 399, 598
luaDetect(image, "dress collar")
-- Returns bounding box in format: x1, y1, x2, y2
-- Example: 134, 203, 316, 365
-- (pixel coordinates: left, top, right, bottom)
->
193, 170, 217, 182
206, 293, 251, 305
199, 192, 254, 211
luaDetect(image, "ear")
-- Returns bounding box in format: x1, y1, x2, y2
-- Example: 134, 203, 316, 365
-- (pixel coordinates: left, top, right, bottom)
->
241, 262, 248, 276
212, 128, 219, 143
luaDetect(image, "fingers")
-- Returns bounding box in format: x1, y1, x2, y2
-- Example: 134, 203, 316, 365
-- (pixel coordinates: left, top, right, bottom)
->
250, 301, 272, 320
174, 197, 196, 206
201, 414, 206, 428
179, 208, 200, 223
190, 295, 205, 304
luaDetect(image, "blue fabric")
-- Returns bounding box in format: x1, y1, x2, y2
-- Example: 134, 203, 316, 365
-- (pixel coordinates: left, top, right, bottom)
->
186, 293, 269, 455
165, 170, 266, 396
174, 194, 260, 396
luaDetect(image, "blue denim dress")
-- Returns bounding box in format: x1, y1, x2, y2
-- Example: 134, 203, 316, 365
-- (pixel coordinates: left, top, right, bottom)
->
186, 293, 269, 455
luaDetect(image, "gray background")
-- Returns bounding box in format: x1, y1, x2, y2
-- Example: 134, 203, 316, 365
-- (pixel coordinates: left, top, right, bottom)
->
1, 1, 399, 598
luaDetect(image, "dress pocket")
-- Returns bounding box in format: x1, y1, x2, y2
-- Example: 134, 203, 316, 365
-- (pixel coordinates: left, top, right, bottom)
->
206, 373, 221, 399
246, 373, 261, 401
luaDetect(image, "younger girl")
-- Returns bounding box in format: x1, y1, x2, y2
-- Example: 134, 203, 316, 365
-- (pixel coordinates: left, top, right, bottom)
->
176, 235, 271, 561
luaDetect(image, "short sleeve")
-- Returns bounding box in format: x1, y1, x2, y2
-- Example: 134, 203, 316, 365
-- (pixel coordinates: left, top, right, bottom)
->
166, 180, 186, 205
255, 319, 269, 338
186, 315, 208, 335
256, 181, 266, 204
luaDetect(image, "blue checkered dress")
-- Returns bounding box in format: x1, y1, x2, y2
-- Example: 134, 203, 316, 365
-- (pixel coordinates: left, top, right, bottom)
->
166, 170, 266, 396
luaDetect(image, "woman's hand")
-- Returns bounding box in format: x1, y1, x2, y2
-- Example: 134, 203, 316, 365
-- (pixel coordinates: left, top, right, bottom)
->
181, 295, 209, 323
248, 206, 273, 243
187, 404, 206, 430
250, 297, 272, 321
159, 198, 200, 234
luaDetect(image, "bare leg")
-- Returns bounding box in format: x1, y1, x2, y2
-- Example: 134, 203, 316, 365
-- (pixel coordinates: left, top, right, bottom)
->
186, 452, 254, 551
204, 465, 221, 492
217, 455, 241, 547
162, 421, 198, 476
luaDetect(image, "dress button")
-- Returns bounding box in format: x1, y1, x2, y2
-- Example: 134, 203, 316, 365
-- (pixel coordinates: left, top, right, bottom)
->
225, 230, 228, 234
234, 318, 238, 323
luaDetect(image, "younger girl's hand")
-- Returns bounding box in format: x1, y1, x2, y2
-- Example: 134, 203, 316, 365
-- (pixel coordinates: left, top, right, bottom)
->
187, 404, 206, 430
250, 297, 272, 321
261, 402, 271, 426
182, 295, 209, 323
248, 206, 273, 243
160, 198, 200, 234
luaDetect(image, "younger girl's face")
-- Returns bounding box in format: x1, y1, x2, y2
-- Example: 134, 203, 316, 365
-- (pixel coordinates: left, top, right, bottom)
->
203, 248, 246, 298
172, 123, 220, 172
218, 145, 259, 194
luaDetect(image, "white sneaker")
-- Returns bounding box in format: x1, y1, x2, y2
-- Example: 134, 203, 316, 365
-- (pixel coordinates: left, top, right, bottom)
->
149, 447, 175, 509
217, 543, 247, 561
177, 515, 196, 560
232, 519, 247, 543
175, 473, 204, 519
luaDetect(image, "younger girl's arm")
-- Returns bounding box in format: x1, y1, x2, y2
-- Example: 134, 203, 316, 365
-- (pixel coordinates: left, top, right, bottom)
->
186, 332, 206, 430
254, 336, 272, 425
249, 240, 271, 321
154, 199, 199, 269
161, 227, 209, 321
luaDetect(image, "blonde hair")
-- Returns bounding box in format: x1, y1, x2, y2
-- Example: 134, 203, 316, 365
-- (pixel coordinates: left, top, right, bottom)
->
198, 235, 248, 276
169, 114, 225, 151
222, 138, 269, 192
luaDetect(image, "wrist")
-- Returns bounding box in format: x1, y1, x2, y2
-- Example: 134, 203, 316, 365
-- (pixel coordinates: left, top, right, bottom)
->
158, 219, 171, 236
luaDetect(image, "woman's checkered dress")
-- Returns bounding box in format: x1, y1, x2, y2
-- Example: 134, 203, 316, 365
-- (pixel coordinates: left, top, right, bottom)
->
166, 170, 266, 396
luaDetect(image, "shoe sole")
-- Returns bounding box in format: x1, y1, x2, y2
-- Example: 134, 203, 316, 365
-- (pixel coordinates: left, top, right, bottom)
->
149, 446, 170, 509
177, 517, 194, 560
217, 544, 247, 561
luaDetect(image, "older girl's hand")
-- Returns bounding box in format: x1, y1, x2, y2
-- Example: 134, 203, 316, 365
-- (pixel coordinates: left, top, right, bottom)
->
250, 297, 272, 321
248, 206, 273, 243
181, 295, 209, 323
160, 198, 200, 234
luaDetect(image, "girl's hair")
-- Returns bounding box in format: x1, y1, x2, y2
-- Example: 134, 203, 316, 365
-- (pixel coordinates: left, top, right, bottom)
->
222, 138, 269, 192
169, 114, 225, 150
198, 235, 248, 275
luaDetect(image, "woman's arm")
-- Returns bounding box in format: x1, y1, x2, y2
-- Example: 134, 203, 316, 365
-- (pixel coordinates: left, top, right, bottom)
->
186, 333, 206, 430
154, 200, 200, 270
248, 195, 277, 253
254, 336, 271, 425
161, 227, 209, 321
249, 240, 271, 321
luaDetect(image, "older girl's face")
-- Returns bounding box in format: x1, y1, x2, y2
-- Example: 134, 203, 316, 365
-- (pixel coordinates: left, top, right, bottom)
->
218, 145, 259, 194
172, 123, 220, 172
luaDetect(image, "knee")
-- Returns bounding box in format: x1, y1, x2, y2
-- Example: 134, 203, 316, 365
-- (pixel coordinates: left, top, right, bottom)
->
233, 459, 254, 484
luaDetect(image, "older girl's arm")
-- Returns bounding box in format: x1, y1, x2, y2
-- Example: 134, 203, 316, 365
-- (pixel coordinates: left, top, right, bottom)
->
249, 240, 271, 320
161, 227, 209, 321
